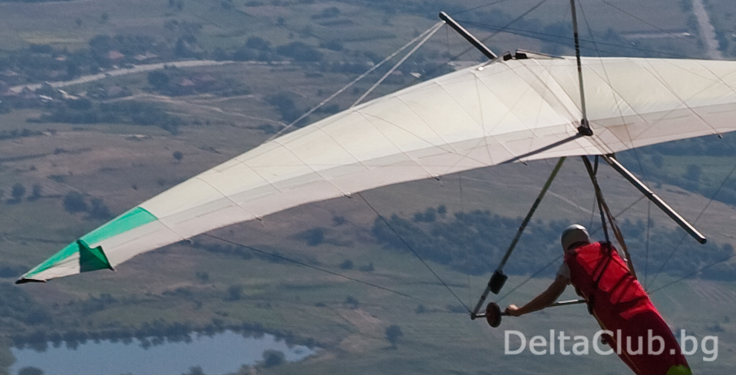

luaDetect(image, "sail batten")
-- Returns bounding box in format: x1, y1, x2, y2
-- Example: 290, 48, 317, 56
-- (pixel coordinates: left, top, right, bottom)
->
20, 55, 736, 283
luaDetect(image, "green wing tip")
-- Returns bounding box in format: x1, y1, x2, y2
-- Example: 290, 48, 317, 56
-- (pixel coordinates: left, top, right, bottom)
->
15, 278, 46, 285
77, 240, 115, 272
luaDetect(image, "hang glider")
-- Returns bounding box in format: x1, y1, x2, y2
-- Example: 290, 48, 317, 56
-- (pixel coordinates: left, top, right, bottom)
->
18, 52, 736, 283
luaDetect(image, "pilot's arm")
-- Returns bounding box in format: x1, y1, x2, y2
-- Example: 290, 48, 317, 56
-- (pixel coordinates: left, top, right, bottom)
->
505, 274, 568, 317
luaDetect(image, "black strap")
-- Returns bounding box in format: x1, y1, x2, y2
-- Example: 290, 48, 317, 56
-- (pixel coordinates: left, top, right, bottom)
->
581, 155, 638, 280
578, 241, 614, 315
579, 155, 637, 314
582, 156, 611, 244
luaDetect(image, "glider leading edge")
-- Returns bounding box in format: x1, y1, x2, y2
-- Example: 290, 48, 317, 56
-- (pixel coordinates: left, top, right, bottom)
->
17, 54, 736, 283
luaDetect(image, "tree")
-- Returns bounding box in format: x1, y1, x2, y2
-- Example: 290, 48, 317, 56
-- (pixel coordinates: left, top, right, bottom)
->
66, 60, 80, 78
173, 151, 183, 163
266, 92, 302, 123
147, 71, 170, 90
651, 152, 664, 168
232, 46, 257, 61
246, 37, 271, 51
684, 164, 702, 182
226, 284, 243, 301
344, 295, 359, 309
29, 183, 42, 200
262, 350, 285, 368
11, 183, 25, 202
276, 42, 323, 62
385, 324, 403, 348
195, 271, 209, 282
63, 191, 88, 213
359, 262, 374, 272
19, 367, 44, 375
89, 198, 112, 219
332, 215, 346, 226
181, 366, 206, 375
303, 228, 324, 246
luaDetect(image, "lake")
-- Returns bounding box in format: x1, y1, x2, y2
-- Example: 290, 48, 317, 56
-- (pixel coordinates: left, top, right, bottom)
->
10, 330, 317, 375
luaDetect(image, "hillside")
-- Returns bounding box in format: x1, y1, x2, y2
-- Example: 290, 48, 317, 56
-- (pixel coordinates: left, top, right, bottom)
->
1, 0, 735, 374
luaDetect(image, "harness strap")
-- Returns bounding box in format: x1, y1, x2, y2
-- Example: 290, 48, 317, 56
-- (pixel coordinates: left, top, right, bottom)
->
601, 199, 637, 278
581, 156, 638, 280
578, 155, 638, 315
583, 157, 611, 243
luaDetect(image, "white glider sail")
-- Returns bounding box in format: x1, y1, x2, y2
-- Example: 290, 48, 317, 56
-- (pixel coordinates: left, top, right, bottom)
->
19, 54, 736, 282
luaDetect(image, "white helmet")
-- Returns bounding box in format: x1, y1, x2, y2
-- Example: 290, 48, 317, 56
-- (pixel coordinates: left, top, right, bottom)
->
561, 224, 590, 251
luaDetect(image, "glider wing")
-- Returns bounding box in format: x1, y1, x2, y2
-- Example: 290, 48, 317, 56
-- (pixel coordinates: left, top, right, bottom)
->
19, 55, 736, 282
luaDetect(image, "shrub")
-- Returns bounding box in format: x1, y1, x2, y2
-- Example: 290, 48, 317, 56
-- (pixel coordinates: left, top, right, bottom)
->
385, 325, 403, 347
262, 350, 285, 368
89, 198, 112, 219
226, 285, 243, 301
63, 191, 88, 213
11, 183, 25, 202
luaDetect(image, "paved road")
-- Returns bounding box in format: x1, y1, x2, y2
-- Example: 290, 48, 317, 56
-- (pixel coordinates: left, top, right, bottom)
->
692, 0, 723, 59
9, 60, 242, 93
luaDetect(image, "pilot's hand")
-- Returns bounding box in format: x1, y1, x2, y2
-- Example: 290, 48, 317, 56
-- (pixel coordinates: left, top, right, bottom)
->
505, 304, 521, 317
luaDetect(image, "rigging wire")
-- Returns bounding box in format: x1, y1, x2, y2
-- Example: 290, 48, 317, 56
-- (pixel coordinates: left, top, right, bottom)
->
456, 0, 697, 57
576, 1, 728, 292
346, 0, 551, 115
478, 159, 648, 306
648, 252, 736, 295
351, 22, 443, 107
540, 159, 585, 215
583, 157, 611, 244
445, 22, 452, 57
456, 20, 691, 59
458, 173, 465, 213
588, 192, 598, 229
431, 0, 550, 66
644, 200, 651, 290
453, 0, 515, 16
264, 0, 728, 305
473, 0, 550, 52
203, 232, 501, 340
599, 0, 699, 47
375, 0, 552, 99
495, 182, 649, 305
648, 160, 736, 290
579, 1, 653, 189
274, 0, 550, 141
496, 255, 563, 303
355, 193, 472, 313
267, 21, 444, 140
579, 1, 655, 269
260, 1, 574, 309
201, 233, 418, 300
585, 196, 645, 239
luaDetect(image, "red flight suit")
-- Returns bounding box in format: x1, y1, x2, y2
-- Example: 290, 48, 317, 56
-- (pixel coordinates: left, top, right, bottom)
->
565, 242, 691, 375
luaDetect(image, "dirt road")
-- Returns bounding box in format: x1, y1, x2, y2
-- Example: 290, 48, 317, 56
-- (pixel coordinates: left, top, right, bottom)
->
692, 0, 723, 59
